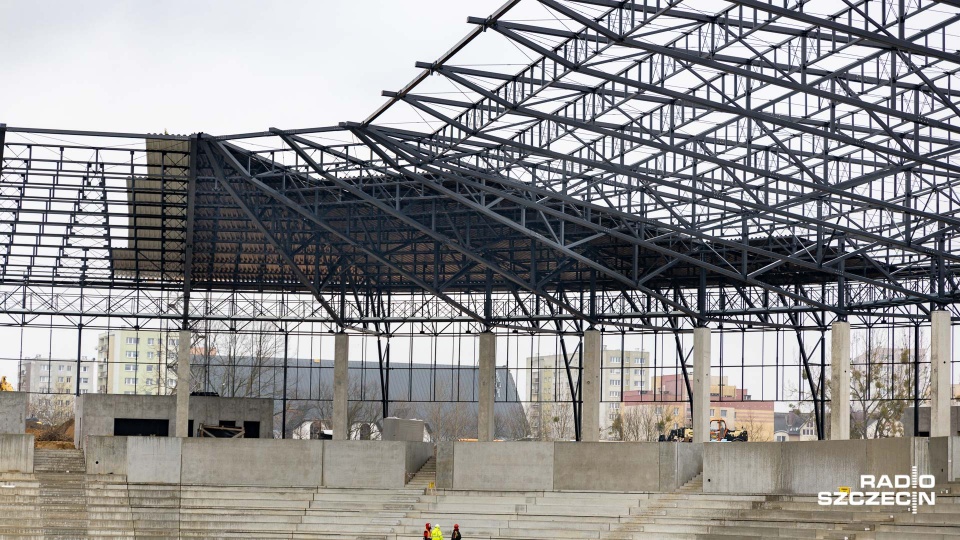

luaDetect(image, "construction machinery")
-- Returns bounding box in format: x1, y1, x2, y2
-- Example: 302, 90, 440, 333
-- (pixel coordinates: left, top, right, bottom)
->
659, 418, 748, 442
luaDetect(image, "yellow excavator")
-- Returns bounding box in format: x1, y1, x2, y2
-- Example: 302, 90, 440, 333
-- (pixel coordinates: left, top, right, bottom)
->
0, 376, 13, 392
660, 417, 748, 442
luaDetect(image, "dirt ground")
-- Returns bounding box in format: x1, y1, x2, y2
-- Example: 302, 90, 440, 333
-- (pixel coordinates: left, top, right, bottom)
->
27, 418, 76, 449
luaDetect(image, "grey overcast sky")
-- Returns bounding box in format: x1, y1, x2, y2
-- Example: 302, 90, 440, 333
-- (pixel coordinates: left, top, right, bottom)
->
0, 1, 505, 134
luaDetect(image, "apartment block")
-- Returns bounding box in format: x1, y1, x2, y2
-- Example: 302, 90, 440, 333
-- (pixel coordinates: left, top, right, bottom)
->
97, 329, 183, 395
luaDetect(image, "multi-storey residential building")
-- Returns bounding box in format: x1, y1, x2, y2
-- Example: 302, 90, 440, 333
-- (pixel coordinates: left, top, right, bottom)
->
524, 346, 650, 440
18, 355, 98, 421
19, 355, 98, 395
97, 329, 184, 395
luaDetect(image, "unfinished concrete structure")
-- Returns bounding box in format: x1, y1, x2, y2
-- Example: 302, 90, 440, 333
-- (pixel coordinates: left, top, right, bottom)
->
74, 394, 273, 448
1, 0, 959, 536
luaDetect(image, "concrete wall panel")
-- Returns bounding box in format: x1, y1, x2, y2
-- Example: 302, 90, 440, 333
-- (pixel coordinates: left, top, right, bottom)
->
0, 393, 27, 434
453, 442, 553, 491
181, 439, 322, 486
782, 439, 864, 494
126, 437, 181, 484
0, 434, 33, 472
555, 442, 659, 491
435, 442, 454, 489
85, 436, 127, 475
323, 441, 407, 488
704, 442, 780, 494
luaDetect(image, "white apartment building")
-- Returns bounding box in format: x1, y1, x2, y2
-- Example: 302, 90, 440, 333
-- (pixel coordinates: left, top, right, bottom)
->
97, 329, 185, 395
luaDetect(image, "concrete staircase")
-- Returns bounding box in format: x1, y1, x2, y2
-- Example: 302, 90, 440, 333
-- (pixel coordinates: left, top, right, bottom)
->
605, 478, 960, 539
407, 457, 436, 490
34, 449, 89, 539
1, 463, 959, 538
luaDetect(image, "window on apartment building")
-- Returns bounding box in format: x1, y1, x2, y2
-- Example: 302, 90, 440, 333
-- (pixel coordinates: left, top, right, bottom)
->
147, 338, 155, 345
609, 391, 620, 398
58, 365, 65, 372
57, 377, 64, 383
608, 413, 618, 420
124, 364, 136, 371
41, 365, 49, 371
145, 378, 155, 386
80, 366, 88, 372
710, 408, 715, 416
610, 379, 621, 386
776, 435, 786, 442
80, 378, 88, 384
609, 356, 621, 364
147, 352, 155, 359
633, 369, 640, 375
124, 378, 137, 385
609, 402, 620, 410
81, 390, 88, 395
66, 377, 71, 383
633, 381, 641, 387
39, 376, 49, 383
720, 410, 727, 417
146, 365, 154, 372
635, 357, 644, 365
126, 337, 139, 345
167, 378, 175, 386
168, 338, 179, 347
125, 351, 138, 359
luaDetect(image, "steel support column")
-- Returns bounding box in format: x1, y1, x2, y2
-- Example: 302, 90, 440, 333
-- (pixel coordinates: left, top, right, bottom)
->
478, 331, 497, 441
692, 327, 712, 444
829, 321, 851, 440
333, 332, 350, 440
930, 311, 953, 437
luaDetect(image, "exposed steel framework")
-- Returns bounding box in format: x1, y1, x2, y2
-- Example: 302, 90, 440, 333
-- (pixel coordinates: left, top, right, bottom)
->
2, 0, 959, 439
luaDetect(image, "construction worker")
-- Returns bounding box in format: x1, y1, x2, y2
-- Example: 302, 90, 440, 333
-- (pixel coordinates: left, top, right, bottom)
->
423, 523, 431, 540
0, 376, 13, 392
451, 524, 461, 540
431, 523, 443, 540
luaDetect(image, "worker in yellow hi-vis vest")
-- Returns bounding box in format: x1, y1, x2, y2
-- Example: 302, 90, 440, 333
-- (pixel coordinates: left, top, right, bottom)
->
0, 376, 13, 392
431, 523, 444, 540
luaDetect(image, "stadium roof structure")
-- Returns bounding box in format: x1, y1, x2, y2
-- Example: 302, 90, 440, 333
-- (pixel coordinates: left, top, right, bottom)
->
4, 0, 960, 441
3, 0, 959, 334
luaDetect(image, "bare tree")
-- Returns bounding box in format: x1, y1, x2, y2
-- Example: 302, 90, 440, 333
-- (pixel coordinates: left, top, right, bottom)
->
421, 379, 473, 441
612, 405, 677, 441
29, 379, 74, 425
850, 330, 929, 439
737, 414, 772, 442
495, 403, 531, 440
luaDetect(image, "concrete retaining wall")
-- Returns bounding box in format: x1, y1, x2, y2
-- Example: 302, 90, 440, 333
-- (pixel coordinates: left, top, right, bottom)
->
85, 437, 427, 488
452, 442, 555, 491
182, 438, 323, 487
437, 441, 703, 492
0, 392, 27, 434
0, 434, 33, 472
703, 438, 921, 494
